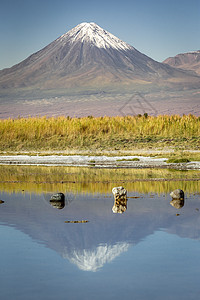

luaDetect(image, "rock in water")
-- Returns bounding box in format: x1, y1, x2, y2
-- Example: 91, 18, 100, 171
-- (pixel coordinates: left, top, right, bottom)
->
112, 186, 127, 197
50, 193, 65, 201
112, 187, 127, 214
50, 193, 65, 209
170, 189, 184, 199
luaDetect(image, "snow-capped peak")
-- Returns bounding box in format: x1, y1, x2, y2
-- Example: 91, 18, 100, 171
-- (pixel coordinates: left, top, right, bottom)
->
60, 22, 133, 51
188, 50, 200, 54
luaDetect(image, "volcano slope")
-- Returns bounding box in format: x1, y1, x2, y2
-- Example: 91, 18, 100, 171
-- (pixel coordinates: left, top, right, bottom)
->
0, 22, 199, 118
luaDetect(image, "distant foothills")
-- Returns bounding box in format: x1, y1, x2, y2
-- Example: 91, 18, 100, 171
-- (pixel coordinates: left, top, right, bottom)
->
163, 50, 200, 75
0, 22, 199, 118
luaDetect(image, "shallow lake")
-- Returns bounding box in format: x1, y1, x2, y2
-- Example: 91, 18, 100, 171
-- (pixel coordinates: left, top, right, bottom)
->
0, 165, 200, 300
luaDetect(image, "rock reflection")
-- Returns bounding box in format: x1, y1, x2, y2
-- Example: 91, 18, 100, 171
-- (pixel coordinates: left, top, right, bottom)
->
112, 186, 127, 214
170, 189, 185, 209
170, 199, 185, 209
49, 193, 65, 209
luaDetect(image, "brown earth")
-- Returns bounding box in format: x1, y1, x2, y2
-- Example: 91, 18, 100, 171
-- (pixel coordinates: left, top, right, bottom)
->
0, 89, 200, 119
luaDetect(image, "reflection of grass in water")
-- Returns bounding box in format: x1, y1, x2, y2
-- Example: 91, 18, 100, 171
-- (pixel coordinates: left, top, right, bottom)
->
0, 165, 199, 194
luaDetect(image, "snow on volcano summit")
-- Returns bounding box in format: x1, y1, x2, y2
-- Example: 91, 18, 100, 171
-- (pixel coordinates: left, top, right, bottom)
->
60, 22, 133, 51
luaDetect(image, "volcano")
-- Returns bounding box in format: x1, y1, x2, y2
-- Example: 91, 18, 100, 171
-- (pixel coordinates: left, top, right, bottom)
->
0, 22, 199, 117
0, 22, 198, 90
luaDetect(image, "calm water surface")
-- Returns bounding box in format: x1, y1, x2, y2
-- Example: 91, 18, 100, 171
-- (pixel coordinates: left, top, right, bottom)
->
0, 166, 200, 300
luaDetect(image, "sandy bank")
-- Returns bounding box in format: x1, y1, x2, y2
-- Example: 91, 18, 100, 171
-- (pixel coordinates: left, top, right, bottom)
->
0, 155, 200, 170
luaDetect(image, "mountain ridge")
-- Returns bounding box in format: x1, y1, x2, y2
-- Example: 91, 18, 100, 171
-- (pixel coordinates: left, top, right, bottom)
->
163, 50, 200, 75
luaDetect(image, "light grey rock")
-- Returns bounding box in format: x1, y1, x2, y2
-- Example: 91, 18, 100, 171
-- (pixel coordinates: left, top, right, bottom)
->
112, 186, 127, 197
112, 187, 127, 214
170, 189, 184, 199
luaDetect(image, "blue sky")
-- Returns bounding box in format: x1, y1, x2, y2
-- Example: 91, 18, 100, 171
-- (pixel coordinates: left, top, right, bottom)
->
0, 0, 199, 70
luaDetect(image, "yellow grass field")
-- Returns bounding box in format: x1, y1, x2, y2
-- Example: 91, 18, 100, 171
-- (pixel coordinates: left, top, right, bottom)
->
0, 114, 199, 152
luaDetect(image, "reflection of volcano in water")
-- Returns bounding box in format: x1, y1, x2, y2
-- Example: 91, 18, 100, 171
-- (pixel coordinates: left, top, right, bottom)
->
0, 190, 200, 272
64, 242, 130, 272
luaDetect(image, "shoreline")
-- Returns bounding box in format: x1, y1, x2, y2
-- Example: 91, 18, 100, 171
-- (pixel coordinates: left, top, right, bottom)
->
0, 154, 200, 170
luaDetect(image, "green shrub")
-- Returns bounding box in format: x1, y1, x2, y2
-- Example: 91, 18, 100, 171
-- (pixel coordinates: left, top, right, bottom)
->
167, 158, 190, 163
117, 158, 140, 162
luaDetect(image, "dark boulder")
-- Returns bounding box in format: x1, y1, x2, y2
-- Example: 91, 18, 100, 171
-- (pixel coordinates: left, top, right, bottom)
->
50, 193, 65, 209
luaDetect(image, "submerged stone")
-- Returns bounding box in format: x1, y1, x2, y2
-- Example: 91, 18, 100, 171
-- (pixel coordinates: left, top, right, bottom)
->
65, 220, 89, 223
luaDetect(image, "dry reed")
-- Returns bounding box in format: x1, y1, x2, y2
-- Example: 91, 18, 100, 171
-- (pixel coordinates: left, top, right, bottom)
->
0, 114, 199, 151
